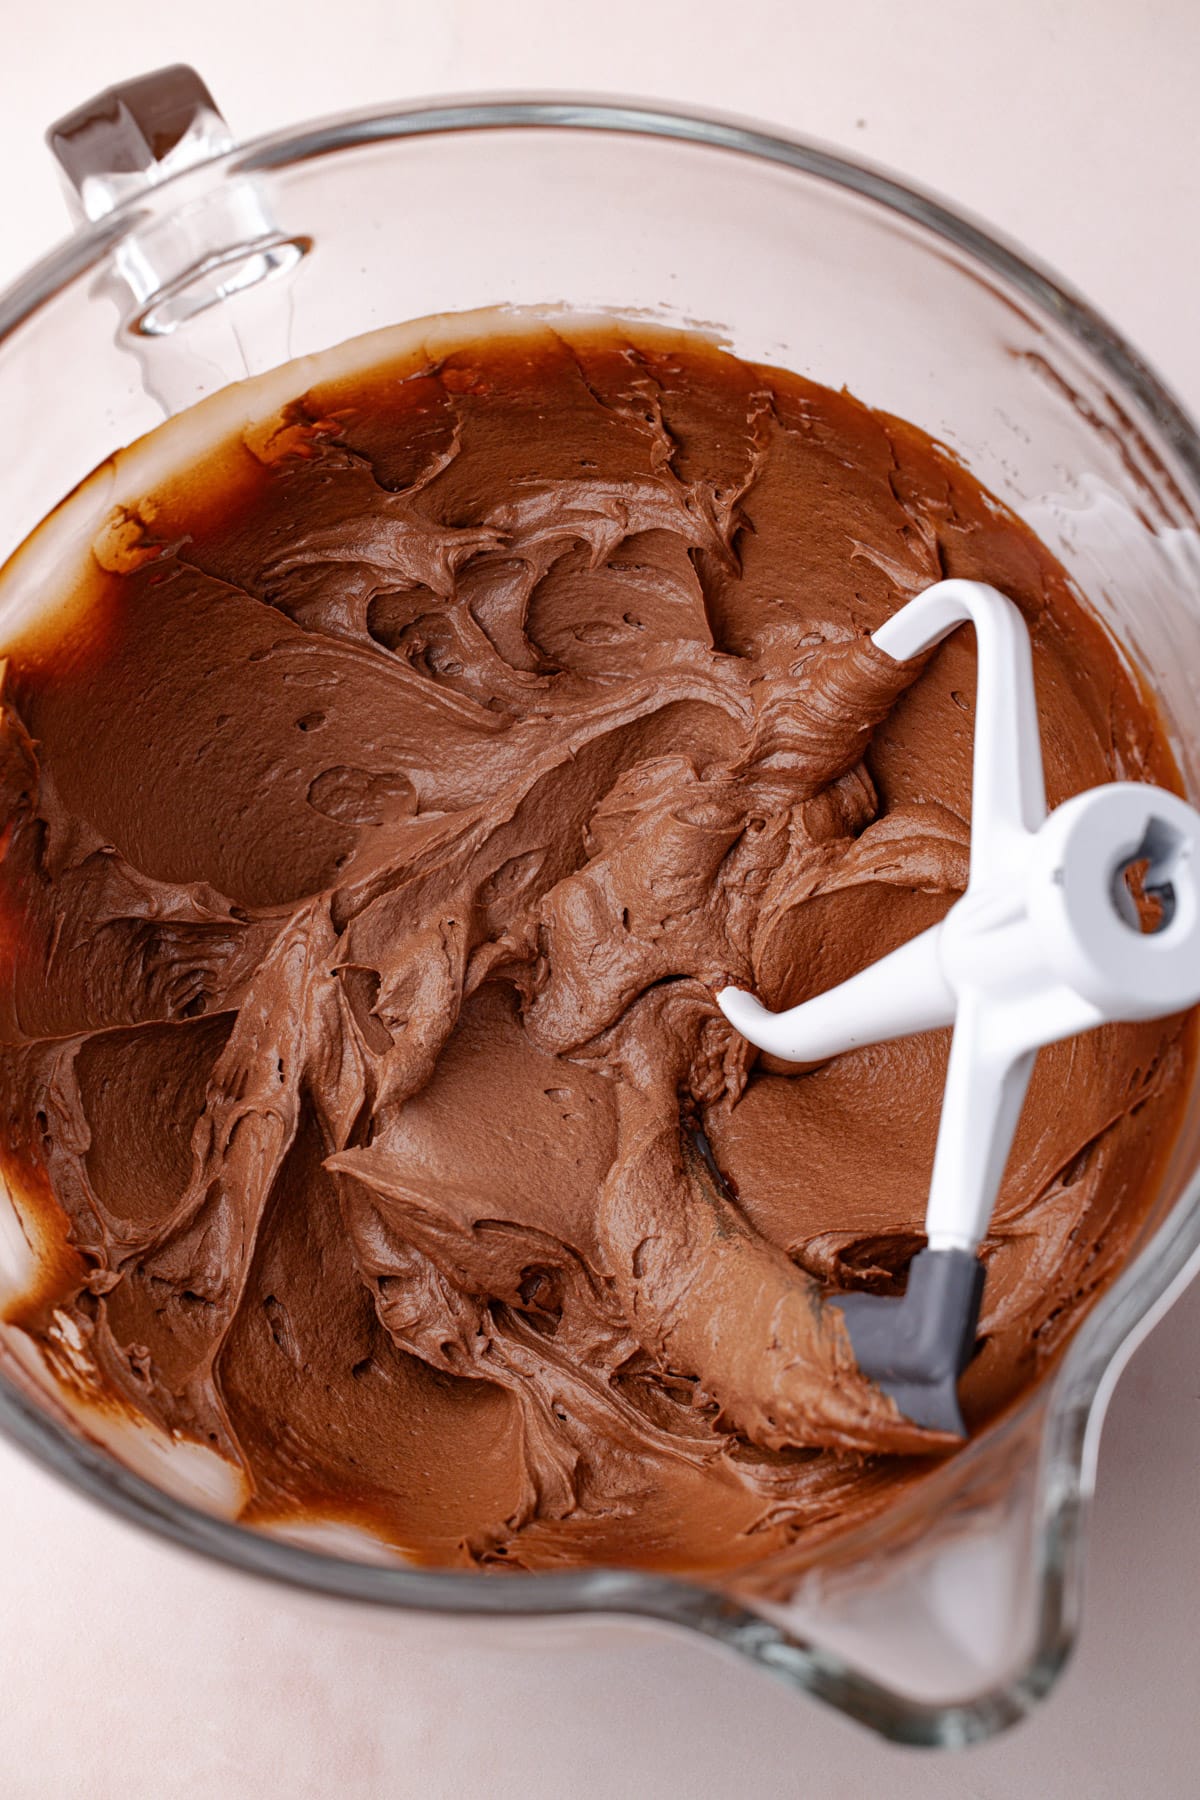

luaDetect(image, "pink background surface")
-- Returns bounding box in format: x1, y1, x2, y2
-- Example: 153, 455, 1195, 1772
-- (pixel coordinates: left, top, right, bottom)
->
2, 2, 1199, 1793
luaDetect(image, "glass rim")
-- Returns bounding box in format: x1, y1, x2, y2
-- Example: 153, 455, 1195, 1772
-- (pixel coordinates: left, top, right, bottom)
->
1, 91, 1199, 1748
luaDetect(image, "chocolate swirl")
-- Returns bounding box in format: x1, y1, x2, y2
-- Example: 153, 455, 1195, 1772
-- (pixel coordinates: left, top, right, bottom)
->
0, 318, 1188, 1583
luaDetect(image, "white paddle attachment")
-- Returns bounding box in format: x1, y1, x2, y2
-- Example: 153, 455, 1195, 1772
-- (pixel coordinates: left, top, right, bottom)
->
718, 579, 1200, 1430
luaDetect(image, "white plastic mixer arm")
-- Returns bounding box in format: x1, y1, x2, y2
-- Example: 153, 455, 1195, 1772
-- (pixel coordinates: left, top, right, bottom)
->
873, 578, 1048, 878
716, 924, 954, 1064
718, 579, 1200, 1259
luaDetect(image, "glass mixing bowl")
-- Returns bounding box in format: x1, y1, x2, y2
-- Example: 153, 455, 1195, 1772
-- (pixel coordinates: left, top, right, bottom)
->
1, 66, 1198, 1747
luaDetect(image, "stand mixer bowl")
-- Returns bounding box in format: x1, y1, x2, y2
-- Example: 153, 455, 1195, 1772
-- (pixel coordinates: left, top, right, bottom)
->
1, 69, 1199, 1746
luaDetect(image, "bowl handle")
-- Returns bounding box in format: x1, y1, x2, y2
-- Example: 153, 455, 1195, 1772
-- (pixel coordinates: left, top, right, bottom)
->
46, 65, 235, 225
42, 67, 308, 404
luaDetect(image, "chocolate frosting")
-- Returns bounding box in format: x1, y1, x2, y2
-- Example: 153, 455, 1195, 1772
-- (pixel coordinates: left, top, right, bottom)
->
0, 318, 1189, 1583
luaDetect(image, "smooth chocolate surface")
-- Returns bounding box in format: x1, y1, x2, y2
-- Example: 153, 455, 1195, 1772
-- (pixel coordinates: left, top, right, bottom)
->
0, 318, 1189, 1583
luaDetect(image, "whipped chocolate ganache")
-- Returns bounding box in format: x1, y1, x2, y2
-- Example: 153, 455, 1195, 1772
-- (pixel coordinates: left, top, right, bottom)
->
0, 316, 1190, 1582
